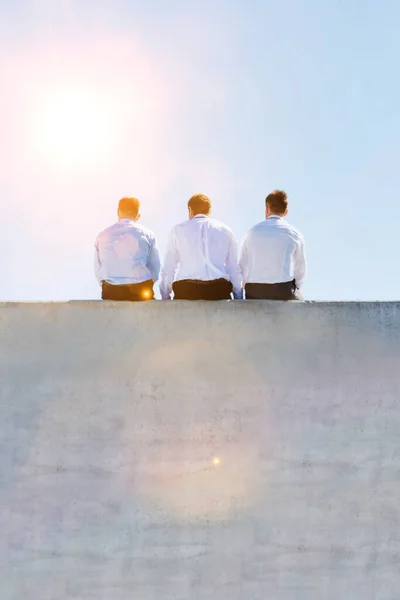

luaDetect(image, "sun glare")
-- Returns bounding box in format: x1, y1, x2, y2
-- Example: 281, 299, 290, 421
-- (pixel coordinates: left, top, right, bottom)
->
33, 87, 117, 169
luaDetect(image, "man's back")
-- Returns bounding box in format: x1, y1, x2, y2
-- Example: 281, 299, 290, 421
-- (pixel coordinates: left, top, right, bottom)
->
173, 216, 236, 281
240, 216, 306, 290
95, 219, 159, 285
160, 207, 242, 300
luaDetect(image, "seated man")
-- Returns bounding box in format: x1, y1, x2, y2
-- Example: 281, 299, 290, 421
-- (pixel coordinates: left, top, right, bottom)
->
160, 194, 242, 300
94, 197, 160, 301
240, 190, 306, 300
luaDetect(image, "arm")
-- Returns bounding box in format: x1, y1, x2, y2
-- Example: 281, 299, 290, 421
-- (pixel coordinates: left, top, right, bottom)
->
294, 236, 307, 289
94, 240, 102, 286
147, 236, 161, 282
159, 228, 179, 299
239, 234, 249, 288
226, 233, 243, 300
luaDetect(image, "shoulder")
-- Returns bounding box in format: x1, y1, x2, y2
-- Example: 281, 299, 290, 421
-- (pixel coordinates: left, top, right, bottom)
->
244, 221, 266, 238
169, 219, 189, 237
208, 218, 235, 236
95, 223, 117, 245
134, 222, 157, 240
283, 220, 304, 242
174, 218, 191, 230
250, 220, 266, 232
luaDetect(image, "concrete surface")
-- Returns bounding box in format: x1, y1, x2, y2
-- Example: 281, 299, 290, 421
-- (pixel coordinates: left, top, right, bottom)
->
1, 301, 400, 600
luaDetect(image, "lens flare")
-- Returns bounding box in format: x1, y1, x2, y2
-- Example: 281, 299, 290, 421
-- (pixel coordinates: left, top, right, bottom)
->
32, 87, 118, 170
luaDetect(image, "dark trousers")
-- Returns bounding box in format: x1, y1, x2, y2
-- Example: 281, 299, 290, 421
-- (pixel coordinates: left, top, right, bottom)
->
173, 278, 233, 300
102, 280, 154, 301
245, 280, 303, 301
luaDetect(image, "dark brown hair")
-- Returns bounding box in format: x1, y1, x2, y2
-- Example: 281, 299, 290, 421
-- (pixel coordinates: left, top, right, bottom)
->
265, 190, 288, 215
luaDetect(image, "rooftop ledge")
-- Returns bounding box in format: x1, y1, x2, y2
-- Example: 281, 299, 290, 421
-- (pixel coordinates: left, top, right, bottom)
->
1, 300, 400, 325
1, 300, 400, 307
1, 300, 399, 338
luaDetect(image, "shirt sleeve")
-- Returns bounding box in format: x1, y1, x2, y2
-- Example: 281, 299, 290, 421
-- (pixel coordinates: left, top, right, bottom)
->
159, 228, 179, 299
294, 236, 307, 289
226, 232, 243, 300
239, 233, 249, 287
94, 239, 102, 286
147, 236, 161, 282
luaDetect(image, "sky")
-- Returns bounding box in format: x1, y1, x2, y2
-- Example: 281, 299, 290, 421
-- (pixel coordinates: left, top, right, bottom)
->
1, 0, 399, 301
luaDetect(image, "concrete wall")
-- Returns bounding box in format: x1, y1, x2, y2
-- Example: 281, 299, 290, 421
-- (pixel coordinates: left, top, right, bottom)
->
1, 301, 400, 600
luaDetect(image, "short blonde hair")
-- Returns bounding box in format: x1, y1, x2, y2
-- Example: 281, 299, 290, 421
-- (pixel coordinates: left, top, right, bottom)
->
118, 197, 140, 218
188, 194, 212, 216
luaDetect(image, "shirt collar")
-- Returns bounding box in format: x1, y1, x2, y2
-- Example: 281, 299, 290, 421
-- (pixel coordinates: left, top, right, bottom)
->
267, 215, 283, 220
193, 214, 208, 219
118, 218, 134, 223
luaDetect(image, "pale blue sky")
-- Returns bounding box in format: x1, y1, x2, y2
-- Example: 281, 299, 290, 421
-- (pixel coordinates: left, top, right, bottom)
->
1, 0, 399, 301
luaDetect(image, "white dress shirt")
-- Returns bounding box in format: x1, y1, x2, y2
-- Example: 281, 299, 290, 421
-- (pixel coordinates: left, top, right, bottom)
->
160, 215, 242, 299
95, 219, 160, 285
240, 215, 306, 288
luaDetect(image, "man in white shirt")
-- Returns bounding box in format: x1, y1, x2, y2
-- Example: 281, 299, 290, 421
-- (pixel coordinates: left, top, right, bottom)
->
95, 197, 160, 301
160, 194, 242, 300
239, 190, 306, 300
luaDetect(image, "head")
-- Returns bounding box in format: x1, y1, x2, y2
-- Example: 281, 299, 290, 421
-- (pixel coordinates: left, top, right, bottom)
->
188, 194, 212, 219
118, 197, 141, 221
265, 190, 288, 218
